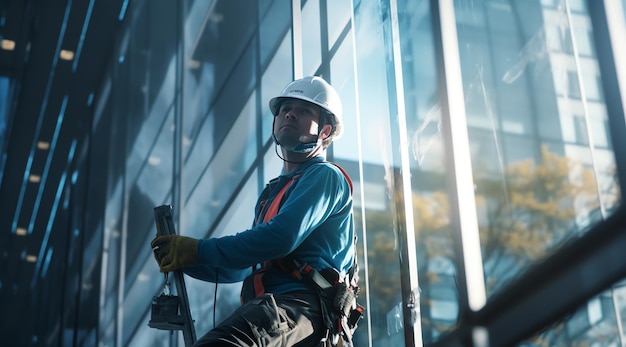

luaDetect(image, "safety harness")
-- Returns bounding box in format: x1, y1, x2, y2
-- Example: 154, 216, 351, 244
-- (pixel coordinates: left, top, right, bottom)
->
241, 162, 364, 346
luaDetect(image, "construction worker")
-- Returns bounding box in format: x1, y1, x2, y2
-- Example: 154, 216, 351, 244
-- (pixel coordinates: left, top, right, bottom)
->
151, 76, 361, 346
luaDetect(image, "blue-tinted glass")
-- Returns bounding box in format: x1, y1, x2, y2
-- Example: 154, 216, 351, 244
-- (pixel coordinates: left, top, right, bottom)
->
259, 0, 291, 67
183, 92, 257, 239
396, 0, 457, 342
182, 44, 257, 203
350, 0, 411, 344
0, 77, 8, 155
330, 29, 357, 162
454, 0, 623, 345
186, 169, 259, 336
182, 0, 258, 160
326, 0, 351, 48
302, 0, 322, 75
261, 34, 292, 143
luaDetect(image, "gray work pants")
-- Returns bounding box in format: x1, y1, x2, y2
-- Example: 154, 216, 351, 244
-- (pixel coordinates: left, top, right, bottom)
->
193, 291, 328, 347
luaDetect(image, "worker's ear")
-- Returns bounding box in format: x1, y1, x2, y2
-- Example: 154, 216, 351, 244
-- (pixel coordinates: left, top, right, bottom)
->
319, 124, 333, 140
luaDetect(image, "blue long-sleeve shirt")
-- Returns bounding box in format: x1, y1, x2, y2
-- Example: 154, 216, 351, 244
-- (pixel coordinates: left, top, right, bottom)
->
184, 157, 355, 294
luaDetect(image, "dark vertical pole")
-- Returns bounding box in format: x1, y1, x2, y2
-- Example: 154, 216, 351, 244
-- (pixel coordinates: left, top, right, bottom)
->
588, 0, 626, 195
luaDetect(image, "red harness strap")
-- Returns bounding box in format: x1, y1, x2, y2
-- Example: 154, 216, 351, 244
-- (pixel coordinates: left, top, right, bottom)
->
262, 175, 301, 223
248, 164, 353, 300
250, 174, 301, 298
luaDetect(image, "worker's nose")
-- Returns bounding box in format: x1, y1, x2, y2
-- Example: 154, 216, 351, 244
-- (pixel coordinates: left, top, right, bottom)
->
284, 110, 297, 119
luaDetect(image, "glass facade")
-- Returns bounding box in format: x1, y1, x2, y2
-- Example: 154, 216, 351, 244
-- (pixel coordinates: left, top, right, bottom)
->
82, 0, 626, 346
0, 77, 9, 159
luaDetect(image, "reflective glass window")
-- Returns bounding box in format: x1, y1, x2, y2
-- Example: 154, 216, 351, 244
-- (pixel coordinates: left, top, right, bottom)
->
183, 93, 258, 239
326, 0, 351, 49
351, 1, 408, 345
261, 34, 293, 142
259, 0, 291, 67
451, 0, 622, 345
330, 28, 357, 163
302, 0, 322, 75
0, 77, 9, 154
453, 0, 619, 284
182, 46, 257, 204
185, 172, 259, 338
394, 0, 459, 342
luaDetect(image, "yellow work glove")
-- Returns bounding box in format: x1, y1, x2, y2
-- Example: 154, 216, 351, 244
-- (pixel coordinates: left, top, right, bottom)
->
151, 235, 199, 272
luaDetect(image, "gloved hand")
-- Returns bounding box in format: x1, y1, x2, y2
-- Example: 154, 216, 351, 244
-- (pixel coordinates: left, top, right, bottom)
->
151, 235, 199, 272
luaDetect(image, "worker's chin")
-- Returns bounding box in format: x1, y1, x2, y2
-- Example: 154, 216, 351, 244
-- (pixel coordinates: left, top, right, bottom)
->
276, 133, 318, 153
275, 134, 299, 149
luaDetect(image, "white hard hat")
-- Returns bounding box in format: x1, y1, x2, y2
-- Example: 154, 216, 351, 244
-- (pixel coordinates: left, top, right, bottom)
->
269, 76, 343, 139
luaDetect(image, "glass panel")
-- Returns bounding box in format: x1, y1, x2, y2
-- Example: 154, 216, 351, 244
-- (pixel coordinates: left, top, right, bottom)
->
261, 33, 293, 143
182, 0, 219, 160
121, 1, 180, 342
326, 0, 351, 48
183, 92, 258, 239
182, 44, 257, 203
185, 173, 259, 337
125, 106, 175, 286
453, 0, 619, 292
330, 21, 370, 346
302, 0, 322, 75
259, 0, 291, 67
134, 107, 176, 206
330, 28, 358, 163
0, 77, 9, 157
186, 0, 256, 103
100, 0, 178, 343
183, 0, 258, 161
451, 0, 623, 344
521, 280, 626, 346
394, 0, 457, 342
124, 11, 176, 184
125, 63, 175, 184
351, 0, 405, 345
99, 179, 124, 345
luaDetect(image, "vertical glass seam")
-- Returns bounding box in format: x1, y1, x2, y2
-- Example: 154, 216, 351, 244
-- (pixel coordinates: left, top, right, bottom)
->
349, 0, 373, 344
388, 0, 422, 345
436, 0, 487, 313
564, 0, 606, 218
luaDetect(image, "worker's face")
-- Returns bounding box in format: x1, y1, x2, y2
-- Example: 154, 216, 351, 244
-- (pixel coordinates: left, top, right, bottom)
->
273, 99, 323, 150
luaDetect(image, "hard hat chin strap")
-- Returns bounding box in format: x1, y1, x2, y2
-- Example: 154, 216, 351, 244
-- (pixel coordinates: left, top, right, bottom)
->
292, 137, 321, 153
272, 134, 321, 154
272, 116, 326, 154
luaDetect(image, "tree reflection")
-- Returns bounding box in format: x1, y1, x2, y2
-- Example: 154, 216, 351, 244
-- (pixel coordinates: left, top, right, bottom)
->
359, 145, 621, 344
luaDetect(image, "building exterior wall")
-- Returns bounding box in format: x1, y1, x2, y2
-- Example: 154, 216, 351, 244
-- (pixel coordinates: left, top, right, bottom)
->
89, 0, 626, 346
